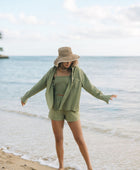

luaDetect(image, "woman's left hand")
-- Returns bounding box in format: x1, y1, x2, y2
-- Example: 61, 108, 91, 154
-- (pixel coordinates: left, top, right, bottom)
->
110, 95, 117, 100
21, 101, 25, 106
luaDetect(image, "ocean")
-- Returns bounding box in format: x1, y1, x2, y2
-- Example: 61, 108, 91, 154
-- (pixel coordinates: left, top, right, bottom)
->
0, 56, 140, 170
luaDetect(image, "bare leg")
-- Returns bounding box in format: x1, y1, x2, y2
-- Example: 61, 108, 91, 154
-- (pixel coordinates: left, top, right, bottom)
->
51, 120, 64, 170
68, 120, 93, 170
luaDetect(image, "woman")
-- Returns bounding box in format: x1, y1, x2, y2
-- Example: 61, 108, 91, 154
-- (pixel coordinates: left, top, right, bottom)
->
21, 47, 117, 170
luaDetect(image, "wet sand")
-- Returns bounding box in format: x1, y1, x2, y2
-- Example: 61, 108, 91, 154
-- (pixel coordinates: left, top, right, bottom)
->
0, 148, 56, 170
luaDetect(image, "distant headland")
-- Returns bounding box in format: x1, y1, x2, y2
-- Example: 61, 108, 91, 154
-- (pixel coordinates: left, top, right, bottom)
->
0, 55, 9, 59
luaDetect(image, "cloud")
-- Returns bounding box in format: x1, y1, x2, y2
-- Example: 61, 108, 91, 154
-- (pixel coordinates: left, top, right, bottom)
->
0, 13, 17, 23
121, 5, 140, 22
63, 0, 140, 39
0, 12, 45, 25
63, 0, 113, 20
2, 29, 46, 41
63, 0, 77, 12
19, 13, 45, 25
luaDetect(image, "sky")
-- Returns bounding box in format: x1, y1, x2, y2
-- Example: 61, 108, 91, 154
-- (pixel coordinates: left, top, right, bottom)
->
0, 0, 140, 56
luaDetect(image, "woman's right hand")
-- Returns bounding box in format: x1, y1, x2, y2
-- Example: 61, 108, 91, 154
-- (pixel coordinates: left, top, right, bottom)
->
21, 101, 25, 106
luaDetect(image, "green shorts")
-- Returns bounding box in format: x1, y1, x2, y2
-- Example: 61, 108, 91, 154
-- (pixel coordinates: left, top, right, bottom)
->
48, 108, 80, 122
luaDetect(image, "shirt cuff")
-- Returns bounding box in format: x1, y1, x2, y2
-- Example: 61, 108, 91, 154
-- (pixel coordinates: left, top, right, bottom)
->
21, 96, 28, 104
103, 95, 112, 104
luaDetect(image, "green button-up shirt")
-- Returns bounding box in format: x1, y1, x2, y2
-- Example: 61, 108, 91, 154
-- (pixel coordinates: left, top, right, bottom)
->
21, 66, 111, 111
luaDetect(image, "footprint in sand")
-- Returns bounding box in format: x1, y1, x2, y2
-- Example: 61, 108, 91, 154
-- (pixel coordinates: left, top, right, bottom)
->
20, 164, 27, 168
6, 160, 13, 164
30, 167, 36, 170
27, 167, 36, 170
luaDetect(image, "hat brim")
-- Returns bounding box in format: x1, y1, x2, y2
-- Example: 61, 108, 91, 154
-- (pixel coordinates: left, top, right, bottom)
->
54, 54, 80, 67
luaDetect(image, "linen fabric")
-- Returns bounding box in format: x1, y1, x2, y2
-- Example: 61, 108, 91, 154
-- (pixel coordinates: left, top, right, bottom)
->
21, 66, 111, 112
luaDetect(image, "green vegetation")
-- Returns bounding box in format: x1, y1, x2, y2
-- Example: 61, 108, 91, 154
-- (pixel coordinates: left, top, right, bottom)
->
0, 32, 9, 58
0, 32, 3, 52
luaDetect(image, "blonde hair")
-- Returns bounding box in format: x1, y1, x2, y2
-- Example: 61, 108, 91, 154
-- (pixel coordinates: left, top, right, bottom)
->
58, 60, 79, 69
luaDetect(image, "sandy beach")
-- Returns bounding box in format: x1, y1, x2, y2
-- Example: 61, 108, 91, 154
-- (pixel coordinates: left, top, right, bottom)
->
0, 148, 56, 170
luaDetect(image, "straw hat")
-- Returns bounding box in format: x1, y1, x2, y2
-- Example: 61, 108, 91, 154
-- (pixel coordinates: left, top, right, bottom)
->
54, 47, 80, 67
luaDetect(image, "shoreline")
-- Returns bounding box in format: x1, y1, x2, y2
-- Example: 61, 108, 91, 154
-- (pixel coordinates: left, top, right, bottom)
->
0, 148, 56, 170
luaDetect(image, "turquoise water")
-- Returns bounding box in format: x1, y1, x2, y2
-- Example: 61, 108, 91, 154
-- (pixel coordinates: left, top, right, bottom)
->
0, 56, 140, 170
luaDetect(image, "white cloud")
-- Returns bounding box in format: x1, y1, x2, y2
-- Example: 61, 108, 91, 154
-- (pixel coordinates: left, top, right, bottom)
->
121, 5, 140, 22
0, 12, 45, 25
63, 0, 77, 12
63, 1, 140, 39
19, 13, 45, 25
63, 0, 113, 20
0, 13, 17, 23
2, 28, 46, 41
49, 20, 56, 26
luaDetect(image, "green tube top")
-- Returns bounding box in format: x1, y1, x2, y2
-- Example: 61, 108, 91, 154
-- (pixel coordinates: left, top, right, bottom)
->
53, 75, 71, 109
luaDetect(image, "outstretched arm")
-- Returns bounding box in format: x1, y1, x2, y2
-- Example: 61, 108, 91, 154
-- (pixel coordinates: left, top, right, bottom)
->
21, 72, 48, 106
80, 69, 117, 104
